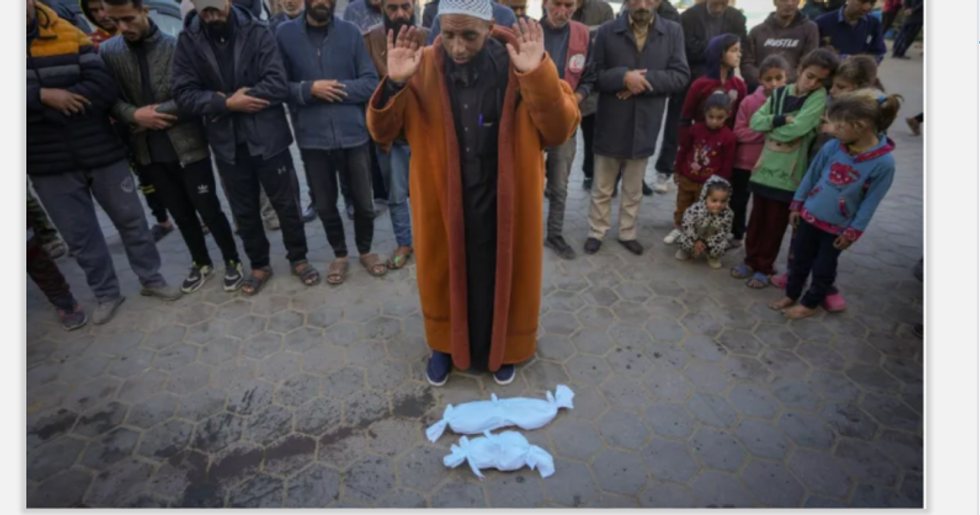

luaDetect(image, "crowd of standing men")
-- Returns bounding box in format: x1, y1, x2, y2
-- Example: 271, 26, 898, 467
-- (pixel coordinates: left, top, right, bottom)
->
27, 0, 920, 382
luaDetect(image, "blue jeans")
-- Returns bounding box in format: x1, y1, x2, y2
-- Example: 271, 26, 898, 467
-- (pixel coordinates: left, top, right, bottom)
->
378, 143, 413, 247
30, 159, 166, 302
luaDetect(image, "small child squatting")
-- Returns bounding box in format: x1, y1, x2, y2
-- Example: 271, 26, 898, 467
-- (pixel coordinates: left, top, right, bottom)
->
770, 89, 902, 319
676, 175, 734, 269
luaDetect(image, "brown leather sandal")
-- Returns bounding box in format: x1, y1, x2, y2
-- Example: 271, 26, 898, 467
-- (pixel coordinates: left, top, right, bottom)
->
326, 260, 349, 285
360, 254, 388, 277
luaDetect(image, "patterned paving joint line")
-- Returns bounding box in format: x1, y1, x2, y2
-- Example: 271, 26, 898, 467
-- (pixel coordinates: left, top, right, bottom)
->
425, 385, 575, 442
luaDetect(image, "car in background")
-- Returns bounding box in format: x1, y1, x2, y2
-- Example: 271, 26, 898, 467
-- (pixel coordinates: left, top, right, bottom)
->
40, 0, 183, 36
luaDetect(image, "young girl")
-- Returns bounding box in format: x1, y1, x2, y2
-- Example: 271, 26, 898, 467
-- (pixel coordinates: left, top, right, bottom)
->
770, 55, 879, 309
666, 93, 737, 244
731, 48, 840, 289
676, 176, 734, 269
771, 89, 902, 319
729, 55, 791, 250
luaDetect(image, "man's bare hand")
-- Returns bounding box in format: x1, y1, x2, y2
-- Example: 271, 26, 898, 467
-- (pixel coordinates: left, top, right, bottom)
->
133, 104, 178, 130
311, 80, 347, 102
40, 88, 90, 116
507, 18, 545, 73
833, 235, 853, 250
624, 69, 651, 95
225, 88, 269, 113
616, 90, 634, 100
387, 26, 424, 84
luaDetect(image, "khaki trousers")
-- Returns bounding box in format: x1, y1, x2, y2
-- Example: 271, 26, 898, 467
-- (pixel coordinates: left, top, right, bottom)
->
673, 175, 704, 228
588, 154, 649, 241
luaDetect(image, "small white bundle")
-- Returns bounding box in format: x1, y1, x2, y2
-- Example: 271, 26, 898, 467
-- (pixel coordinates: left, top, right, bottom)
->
425, 385, 575, 443
444, 431, 555, 479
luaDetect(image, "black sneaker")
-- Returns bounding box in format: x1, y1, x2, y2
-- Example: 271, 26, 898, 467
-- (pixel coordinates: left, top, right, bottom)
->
584, 237, 602, 255
493, 365, 516, 385
583, 177, 593, 190
181, 263, 213, 293
224, 261, 245, 292
426, 351, 452, 386
642, 181, 654, 196
545, 234, 576, 260
151, 223, 174, 242
302, 202, 317, 223
55, 299, 88, 331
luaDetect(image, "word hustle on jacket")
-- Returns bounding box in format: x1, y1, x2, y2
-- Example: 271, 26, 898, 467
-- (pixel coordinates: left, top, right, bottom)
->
762, 38, 802, 48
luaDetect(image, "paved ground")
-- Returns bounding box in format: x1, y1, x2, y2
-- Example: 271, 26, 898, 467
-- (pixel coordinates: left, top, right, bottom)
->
25, 47, 924, 508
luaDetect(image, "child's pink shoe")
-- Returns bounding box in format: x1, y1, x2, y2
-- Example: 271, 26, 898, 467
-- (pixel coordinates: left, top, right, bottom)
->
822, 292, 847, 312
770, 273, 788, 289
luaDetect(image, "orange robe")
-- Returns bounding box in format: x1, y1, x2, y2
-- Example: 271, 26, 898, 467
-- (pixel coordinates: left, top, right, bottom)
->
367, 29, 580, 372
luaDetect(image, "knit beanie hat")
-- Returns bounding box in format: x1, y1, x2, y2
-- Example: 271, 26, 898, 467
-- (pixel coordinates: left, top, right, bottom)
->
438, 0, 493, 21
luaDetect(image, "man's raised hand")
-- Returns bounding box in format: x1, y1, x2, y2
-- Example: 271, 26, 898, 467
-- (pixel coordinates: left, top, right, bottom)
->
387, 26, 423, 84
507, 18, 545, 73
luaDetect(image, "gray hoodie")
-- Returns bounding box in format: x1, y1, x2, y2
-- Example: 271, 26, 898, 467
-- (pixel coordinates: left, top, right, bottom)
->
741, 11, 819, 91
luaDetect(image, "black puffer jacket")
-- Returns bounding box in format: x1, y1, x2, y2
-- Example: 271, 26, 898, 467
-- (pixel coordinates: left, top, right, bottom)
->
27, 4, 126, 176
101, 22, 211, 167
171, 6, 293, 165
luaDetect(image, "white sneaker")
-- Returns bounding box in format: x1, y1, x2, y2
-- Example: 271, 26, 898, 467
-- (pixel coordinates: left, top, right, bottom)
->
707, 256, 722, 269
675, 249, 691, 261
654, 175, 670, 194
664, 229, 683, 245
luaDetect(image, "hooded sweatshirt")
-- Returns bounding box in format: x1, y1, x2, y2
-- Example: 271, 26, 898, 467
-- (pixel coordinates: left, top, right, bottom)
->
80, 0, 116, 48
732, 86, 768, 170
741, 11, 819, 90
674, 35, 746, 174
791, 137, 895, 242
680, 175, 734, 252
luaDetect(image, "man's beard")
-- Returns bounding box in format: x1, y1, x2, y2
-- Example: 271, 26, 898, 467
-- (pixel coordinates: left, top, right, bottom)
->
630, 8, 652, 24
383, 14, 416, 38
307, 5, 334, 23
205, 20, 228, 33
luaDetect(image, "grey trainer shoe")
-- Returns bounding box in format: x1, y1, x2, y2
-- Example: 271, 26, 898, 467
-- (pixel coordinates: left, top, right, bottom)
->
93, 296, 126, 325
140, 284, 183, 301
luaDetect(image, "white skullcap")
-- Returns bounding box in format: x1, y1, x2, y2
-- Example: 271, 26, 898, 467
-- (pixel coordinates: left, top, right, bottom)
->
438, 0, 493, 22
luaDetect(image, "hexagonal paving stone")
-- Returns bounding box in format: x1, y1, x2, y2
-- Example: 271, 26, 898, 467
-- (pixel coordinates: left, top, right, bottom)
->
691, 427, 747, 472
733, 419, 791, 460
546, 417, 601, 461
250, 295, 289, 316
366, 359, 410, 391
647, 341, 693, 371
795, 342, 846, 370
689, 470, 757, 508
762, 348, 810, 377
395, 445, 451, 492
600, 375, 650, 412
845, 364, 902, 394
727, 384, 780, 419
321, 367, 366, 399
597, 409, 650, 450
614, 282, 652, 303
808, 370, 861, 401
642, 437, 700, 483
137, 418, 194, 460
770, 377, 822, 411
324, 322, 365, 347
545, 290, 587, 313
27, 408, 78, 450
80, 427, 141, 470
432, 478, 487, 508
267, 311, 305, 335
788, 448, 852, 498
28, 436, 86, 482
485, 471, 545, 508
183, 319, 228, 345
612, 301, 652, 326
833, 439, 900, 487
85, 457, 155, 507
116, 370, 168, 405
821, 401, 879, 440
686, 392, 738, 428
860, 393, 920, 432
301, 345, 347, 375
293, 396, 343, 437
639, 481, 699, 508
717, 330, 763, 357
284, 327, 325, 353
832, 336, 883, 364
67, 376, 122, 411
243, 332, 284, 360
366, 418, 420, 458
608, 321, 653, 348
60, 355, 112, 385
523, 360, 571, 393
216, 299, 253, 321
873, 429, 922, 473
570, 328, 614, 356
533, 333, 574, 363
680, 311, 723, 338
881, 356, 922, 385
344, 455, 396, 504
259, 352, 304, 384
642, 368, 692, 402
176, 388, 227, 422
590, 448, 649, 495
263, 434, 317, 478
72, 401, 128, 438
645, 316, 688, 344
741, 459, 805, 507
565, 352, 612, 386
276, 374, 321, 408
850, 482, 920, 508
28, 467, 93, 508
349, 340, 392, 370
192, 412, 244, 453
175, 305, 216, 327
576, 305, 617, 331
345, 389, 390, 428
227, 379, 276, 416
778, 411, 835, 450
285, 463, 341, 508
106, 349, 154, 380
682, 360, 731, 393
390, 382, 438, 419
540, 311, 581, 337
101, 331, 147, 356
167, 363, 213, 395
210, 358, 258, 392
606, 345, 653, 378
226, 315, 267, 339
363, 316, 401, 342
198, 336, 241, 366
245, 405, 295, 445
228, 473, 284, 507
642, 401, 696, 438
753, 323, 801, 350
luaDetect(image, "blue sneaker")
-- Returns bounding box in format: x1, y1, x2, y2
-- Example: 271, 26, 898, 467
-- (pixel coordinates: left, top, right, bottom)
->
493, 364, 516, 385
426, 351, 452, 386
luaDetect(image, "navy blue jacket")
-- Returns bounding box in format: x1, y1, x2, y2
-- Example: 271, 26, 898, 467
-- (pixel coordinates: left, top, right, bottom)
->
815, 7, 886, 63
27, 4, 126, 176
171, 6, 293, 164
427, 3, 518, 45
276, 16, 379, 151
